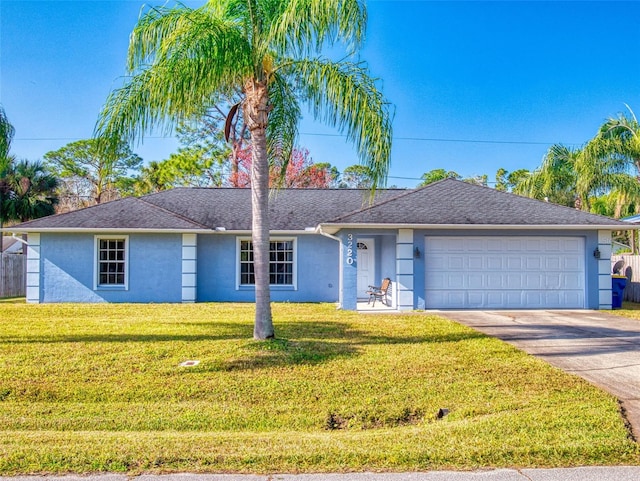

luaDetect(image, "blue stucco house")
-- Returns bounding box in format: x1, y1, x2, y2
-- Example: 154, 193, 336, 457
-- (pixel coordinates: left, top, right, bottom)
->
5, 178, 632, 310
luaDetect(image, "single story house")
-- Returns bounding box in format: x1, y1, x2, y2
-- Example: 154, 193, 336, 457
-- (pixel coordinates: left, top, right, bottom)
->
4, 178, 633, 310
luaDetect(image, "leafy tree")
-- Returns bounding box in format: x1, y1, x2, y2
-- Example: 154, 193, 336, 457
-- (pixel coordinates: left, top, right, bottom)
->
44, 139, 142, 208
176, 96, 249, 186
495, 168, 530, 192
95, 0, 393, 339
313, 162, 341, 187
341, 164, 375, 188
418, 169, 461, 187
463, 174, 488, 187
134, 150, 225, 195
232, 147, 335, 188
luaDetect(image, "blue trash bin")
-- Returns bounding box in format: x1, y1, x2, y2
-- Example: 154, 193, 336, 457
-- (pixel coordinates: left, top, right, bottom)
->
612, 275, 628, 309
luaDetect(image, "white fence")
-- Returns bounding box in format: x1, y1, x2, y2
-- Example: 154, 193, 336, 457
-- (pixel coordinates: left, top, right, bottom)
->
611, 254, 640, 303
0, 254, 26, 298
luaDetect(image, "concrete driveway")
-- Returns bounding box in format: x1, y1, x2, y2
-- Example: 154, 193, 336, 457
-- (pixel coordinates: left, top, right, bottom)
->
437, 310, 640, 438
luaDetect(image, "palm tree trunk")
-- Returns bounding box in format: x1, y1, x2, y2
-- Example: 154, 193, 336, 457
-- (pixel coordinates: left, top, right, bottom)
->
245, 79, 274, 340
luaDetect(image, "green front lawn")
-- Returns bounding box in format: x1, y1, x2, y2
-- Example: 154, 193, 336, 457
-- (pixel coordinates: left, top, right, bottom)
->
0, 303, 637, 473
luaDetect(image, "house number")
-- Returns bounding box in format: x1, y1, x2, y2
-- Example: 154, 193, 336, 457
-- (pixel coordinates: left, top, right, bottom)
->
346, 233, 354, 265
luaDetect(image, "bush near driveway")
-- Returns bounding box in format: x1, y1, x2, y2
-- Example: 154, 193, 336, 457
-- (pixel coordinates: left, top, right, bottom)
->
0, 303, 637, 473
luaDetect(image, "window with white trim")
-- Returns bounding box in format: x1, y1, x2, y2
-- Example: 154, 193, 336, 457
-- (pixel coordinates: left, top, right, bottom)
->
95, 236, 128, 288
239, 238, 295, 286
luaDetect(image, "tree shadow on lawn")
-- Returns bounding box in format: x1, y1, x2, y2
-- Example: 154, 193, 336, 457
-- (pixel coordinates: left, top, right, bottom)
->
0, 320, 485, 371
206, 321, 486, 371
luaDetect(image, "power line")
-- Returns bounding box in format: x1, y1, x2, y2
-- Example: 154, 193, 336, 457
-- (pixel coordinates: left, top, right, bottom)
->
14, 133, 579, 146
299, 131, 573, 146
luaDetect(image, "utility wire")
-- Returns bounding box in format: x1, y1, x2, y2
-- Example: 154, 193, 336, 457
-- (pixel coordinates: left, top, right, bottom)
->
14, 133, 578, 146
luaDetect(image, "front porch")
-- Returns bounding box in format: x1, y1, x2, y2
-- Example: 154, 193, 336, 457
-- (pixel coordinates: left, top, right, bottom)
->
357, 300, 396, 312
339, 229, 417, 312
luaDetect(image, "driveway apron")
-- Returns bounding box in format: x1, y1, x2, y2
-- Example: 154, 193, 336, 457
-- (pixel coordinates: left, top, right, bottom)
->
437, 310, 640, 438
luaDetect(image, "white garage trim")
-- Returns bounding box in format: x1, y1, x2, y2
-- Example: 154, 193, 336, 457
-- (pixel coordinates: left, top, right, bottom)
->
425, 236, 586, 309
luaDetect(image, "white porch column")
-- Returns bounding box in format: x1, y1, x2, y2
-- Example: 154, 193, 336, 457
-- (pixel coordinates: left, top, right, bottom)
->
26, 233, 40, 304
181, 234, 197, 303
396, 229, 414, 311
597, 230, 612, 309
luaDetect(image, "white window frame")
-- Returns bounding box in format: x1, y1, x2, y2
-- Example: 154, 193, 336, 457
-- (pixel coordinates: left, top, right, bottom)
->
236, 237, 297, 290
94, 235, 129, 290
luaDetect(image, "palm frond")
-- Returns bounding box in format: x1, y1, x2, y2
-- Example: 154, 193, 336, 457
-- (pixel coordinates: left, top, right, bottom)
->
290, 58, 392, 190
266, 72, 301, 177
268, 0, 366, 56
97, 10, 253, 147
0, 106, 15, 161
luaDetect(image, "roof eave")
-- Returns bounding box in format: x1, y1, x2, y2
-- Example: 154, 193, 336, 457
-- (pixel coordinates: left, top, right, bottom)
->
1, 227, 323, 235
319, 223, 635, 235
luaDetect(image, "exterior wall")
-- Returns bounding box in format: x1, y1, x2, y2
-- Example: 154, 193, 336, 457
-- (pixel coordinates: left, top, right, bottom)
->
26, 233, 40, 303
597, 230, 613, 309
396, 229, 414, 311
39, 233, 182, 303
182, 233, 197, 303
197, 233, 340, 302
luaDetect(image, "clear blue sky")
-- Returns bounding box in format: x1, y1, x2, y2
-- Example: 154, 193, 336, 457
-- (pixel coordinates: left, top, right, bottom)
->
1, 1, 639, 188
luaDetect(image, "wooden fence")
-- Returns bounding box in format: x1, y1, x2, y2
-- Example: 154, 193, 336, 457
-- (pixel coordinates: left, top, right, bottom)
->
0, 253, 26, 298
611, 254, 640, 303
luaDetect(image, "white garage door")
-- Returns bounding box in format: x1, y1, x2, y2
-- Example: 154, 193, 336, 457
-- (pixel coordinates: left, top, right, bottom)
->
425, 236, 585, 309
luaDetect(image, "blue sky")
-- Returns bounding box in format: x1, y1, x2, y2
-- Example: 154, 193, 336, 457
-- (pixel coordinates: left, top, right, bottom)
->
1, 1, 639, 188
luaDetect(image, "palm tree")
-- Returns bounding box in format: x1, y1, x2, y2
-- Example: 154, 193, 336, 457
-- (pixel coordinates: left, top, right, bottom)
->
3, 160, 59, 223
515, 141, 640, 213
95, 0, 393, 339
0, 106, 16, 257
598, 105, 640, 174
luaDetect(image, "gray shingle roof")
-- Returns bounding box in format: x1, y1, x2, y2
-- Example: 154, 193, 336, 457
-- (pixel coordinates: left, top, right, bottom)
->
325, 178, 629, 227
9, 188, 404, 231
7, 179, 629, 232
141, 188, 404, 230
11, 197, 208, 230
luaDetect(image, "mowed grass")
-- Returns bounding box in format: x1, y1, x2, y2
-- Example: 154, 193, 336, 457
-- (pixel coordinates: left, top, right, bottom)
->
0, 303, 637, 474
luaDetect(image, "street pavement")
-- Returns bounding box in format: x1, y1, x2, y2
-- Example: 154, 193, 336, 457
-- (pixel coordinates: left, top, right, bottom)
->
4, 469, 640, 481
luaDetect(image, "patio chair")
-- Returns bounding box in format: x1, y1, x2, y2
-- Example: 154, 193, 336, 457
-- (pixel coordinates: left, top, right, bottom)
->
367, 278, 391, 307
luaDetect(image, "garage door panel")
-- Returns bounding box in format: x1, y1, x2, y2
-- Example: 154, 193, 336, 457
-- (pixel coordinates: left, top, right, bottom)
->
486, 239, 503, 251
544, 272, 562, 289
467, 239, 484, 251
545, 256, 562, 270
562, 273, 583, 289
525, 274, 542, 289
468, 256, 483, 269
425, 236, 585, 309
525, 256, 542, 269
563, 239, 583, 252
487, 256, 502, 269
487, 273, 503, 288
507, 257, 522, 270
448, 256, 464, 270
506, 273, 522, 288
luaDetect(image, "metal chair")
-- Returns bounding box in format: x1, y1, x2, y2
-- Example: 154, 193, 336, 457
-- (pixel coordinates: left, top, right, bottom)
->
366, 278, 391, 307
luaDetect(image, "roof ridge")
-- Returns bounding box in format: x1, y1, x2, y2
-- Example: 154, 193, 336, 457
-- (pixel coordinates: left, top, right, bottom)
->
136, 197, 211, 229
327, 187, 421, 223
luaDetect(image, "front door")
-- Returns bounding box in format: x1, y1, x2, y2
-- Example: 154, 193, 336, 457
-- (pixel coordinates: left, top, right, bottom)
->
357, 238, 375, 298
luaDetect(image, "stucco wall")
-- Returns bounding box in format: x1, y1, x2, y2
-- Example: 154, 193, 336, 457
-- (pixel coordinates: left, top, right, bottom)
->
40, 233, 182, 303
196, 233, 340, 302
